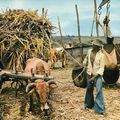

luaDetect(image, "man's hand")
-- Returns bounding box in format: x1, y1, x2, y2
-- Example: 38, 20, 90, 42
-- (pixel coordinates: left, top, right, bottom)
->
89, 74, 100, 83
117, 64, 120, 68
89, 76, 95, 83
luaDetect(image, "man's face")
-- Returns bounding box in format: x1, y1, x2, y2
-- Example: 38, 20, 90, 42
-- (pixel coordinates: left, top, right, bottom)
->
92, 45, 100, 50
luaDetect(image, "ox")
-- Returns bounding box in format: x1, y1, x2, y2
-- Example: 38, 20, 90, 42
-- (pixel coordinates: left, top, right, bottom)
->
26, 79, 56, 114
25, 57, 51, 77
47, 48, 57, 68
24, 56, 56, 113
48, 47, 67, 68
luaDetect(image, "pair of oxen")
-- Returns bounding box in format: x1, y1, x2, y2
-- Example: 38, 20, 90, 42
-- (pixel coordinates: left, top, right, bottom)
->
24, 56, 57, 114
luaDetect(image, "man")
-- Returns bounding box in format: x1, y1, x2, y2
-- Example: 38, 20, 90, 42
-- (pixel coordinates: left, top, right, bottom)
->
103, 37, 119, 84
48, 48, 57, 68
103, 37, 117, 68
65, 41, 73, 48
83, 39, 105, 115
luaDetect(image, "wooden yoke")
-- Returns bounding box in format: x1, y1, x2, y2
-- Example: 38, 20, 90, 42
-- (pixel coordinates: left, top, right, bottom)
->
0, 70, 54, 81
0, 70, 54, 95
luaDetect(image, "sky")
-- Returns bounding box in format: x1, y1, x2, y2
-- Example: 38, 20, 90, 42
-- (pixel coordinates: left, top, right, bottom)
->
0, 0, 120, 36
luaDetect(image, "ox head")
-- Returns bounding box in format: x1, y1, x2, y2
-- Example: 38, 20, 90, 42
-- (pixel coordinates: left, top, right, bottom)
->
26, 79, 56, 112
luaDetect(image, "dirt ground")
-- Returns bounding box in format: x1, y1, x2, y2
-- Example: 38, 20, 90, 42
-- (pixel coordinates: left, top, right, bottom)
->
0, 67, 120, 120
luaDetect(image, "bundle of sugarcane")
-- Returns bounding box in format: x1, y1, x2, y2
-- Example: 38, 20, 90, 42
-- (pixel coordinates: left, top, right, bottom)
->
0, 9, 53, 71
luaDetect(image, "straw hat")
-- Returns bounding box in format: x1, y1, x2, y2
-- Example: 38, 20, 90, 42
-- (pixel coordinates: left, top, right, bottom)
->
92, 39, 103, 47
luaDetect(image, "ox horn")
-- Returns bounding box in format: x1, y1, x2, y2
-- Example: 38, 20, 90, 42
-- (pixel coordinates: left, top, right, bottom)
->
47, 80, 57, 86
26, 83, 36, 94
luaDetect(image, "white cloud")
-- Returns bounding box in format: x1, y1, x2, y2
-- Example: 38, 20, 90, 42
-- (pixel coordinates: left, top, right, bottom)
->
112, 29, 120, 36
10, 0, 25, 9
48, 2, 93, 17
110, 14, 120, 21
111, 1, 120, 9
80, 15, 92, 20
48, 5, 75, 15
61, 21, 72, 29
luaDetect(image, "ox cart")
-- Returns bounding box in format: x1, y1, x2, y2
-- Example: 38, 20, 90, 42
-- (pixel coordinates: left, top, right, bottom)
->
65, 44, 90, 88
65, 44, 91, 66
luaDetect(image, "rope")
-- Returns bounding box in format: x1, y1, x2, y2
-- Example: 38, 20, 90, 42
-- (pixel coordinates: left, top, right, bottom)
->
73, 67, 86, 82
52, 40, 82, 66
97, 0, 111, 38
90, 9, 95, 40
106, 0, 110, 16
51, 40, 87, 82
115, 44, 120, 58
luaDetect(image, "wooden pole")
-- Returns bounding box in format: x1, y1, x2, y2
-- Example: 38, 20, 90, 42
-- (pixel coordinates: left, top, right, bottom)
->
75, 4, 83, 63
105, 3, 110, 38
57, 17, 64, 48
94, 0, 99, 38
0, 70, 54, 81
42, 8, 44, 17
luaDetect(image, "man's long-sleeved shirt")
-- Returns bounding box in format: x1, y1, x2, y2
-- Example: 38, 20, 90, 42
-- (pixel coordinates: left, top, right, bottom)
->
83, 49, 105, 76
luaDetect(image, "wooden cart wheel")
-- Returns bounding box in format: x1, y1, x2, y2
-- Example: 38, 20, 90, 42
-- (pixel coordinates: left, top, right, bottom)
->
72, 67, 87, 88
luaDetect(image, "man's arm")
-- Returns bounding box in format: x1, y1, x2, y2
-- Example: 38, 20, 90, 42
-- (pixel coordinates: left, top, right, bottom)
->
89, 51, 105, 82
89, 74, 101, 83
83, 54, 88, 67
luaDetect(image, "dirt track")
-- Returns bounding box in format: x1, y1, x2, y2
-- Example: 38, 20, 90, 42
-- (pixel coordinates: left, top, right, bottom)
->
0, 67, 120, 120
